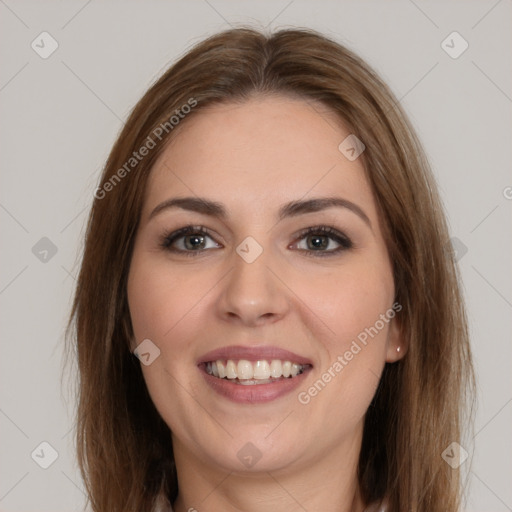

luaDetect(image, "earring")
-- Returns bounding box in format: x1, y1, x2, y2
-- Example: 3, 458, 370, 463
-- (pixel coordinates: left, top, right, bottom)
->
396, 346, 401, 353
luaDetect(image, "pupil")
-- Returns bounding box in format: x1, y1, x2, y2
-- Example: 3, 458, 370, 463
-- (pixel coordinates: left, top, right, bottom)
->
309, 235, 327, 250
185, 234, 204, 250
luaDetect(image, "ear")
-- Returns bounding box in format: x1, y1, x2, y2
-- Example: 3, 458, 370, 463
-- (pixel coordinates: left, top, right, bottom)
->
122, 315, 137, 353
385, 313, 407, 363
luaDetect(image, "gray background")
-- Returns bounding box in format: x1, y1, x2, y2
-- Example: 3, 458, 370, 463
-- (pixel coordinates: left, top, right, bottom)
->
0, 1, 511, 511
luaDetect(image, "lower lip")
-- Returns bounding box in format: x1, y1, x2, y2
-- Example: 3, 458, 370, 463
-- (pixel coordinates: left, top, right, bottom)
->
199, 366, 312, 404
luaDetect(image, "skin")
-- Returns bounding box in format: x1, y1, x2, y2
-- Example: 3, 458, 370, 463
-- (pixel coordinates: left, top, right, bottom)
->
127, 95, 405, 512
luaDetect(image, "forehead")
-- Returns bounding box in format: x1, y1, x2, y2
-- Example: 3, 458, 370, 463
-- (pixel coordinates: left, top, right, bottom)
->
143, 95, 376, 221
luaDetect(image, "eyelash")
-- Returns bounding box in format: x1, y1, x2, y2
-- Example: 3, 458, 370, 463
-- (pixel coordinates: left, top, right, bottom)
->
159, 224, 353, 258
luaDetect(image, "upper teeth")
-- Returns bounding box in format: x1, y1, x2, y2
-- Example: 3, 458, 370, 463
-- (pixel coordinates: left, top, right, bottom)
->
205, 359, 306, 380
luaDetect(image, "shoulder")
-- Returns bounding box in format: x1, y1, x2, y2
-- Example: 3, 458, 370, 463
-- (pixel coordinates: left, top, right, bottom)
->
152, 493, 173, 512
365, 499, 388, 512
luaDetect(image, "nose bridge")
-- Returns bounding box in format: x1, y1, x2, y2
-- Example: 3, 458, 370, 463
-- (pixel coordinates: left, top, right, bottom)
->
216, 239, 289, 325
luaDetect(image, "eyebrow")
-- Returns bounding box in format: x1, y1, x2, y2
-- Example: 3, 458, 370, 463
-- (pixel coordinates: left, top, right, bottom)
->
149, 196, 372, 228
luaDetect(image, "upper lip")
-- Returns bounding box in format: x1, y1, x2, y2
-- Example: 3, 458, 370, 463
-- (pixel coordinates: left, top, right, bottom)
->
197, 345, 313, 366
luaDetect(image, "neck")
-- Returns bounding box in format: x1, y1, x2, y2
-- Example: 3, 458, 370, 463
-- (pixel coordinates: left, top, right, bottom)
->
171, 426, 366, 512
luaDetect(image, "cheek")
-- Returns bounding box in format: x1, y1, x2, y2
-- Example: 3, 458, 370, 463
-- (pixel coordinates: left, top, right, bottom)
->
127, 254, 214, 347
127, 254, 214, 431
296, 257, 394, 349
292, 257, 394, 416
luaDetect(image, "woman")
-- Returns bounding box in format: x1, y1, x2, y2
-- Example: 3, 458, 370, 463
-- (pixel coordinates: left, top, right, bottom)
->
68, 27, 475, 512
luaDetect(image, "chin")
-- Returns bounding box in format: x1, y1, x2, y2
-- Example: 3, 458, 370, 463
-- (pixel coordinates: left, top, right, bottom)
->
198, 433, 309, 475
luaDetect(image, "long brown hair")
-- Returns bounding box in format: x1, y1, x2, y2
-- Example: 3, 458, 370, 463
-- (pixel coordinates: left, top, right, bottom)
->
66, 27, 475, 512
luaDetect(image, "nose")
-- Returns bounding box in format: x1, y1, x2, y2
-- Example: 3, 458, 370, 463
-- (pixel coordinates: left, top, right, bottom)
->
215, 247, 290, 327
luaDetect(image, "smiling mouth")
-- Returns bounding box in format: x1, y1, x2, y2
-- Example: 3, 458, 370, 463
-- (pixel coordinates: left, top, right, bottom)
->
202, 359, 312, 385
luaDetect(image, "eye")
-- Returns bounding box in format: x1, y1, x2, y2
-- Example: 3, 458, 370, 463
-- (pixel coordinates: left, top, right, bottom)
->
291, 226, 353, 256
160, 225, 221, 256
160, 224, 353, 258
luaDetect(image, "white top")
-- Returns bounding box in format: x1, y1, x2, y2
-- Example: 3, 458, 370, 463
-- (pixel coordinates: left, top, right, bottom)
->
153, 496, 387, 512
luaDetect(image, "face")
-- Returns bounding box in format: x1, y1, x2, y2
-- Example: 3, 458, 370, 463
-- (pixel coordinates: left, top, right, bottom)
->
127, 95, 404, 475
